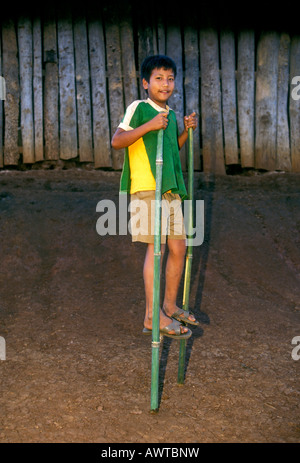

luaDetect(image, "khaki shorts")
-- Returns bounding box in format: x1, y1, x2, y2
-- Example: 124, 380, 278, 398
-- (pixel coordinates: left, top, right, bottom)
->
129, 190, 186, 244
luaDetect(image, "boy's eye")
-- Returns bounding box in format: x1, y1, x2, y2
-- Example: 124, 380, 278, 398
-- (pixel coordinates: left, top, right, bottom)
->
155, 76, 174, 81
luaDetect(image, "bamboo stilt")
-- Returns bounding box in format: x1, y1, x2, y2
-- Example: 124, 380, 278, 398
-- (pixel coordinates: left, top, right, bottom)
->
150, 129, 164, 413
178, 127, 194, 384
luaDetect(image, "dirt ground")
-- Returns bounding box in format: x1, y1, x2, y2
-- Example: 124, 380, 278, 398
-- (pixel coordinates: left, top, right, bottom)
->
0, 167, 299, 443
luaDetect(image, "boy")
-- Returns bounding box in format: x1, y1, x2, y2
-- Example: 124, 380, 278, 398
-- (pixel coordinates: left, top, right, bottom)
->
111, 55, 199, 339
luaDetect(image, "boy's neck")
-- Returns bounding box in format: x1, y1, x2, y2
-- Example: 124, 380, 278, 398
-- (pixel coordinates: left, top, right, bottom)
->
147, 97, 169, 112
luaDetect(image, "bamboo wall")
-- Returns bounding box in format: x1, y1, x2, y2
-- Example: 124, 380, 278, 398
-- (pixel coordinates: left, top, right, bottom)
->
0, 3, 299, 173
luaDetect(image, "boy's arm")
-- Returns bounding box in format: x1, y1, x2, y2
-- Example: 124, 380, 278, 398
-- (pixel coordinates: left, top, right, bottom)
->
178, 112, 197, 149
111, 113, 168, 149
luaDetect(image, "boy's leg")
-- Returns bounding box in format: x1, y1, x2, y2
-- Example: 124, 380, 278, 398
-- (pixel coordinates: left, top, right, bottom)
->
163, 238, 198, 323
143, 243, 189, 334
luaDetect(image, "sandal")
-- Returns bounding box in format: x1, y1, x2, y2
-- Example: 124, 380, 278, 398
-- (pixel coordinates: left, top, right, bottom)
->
171, 308, 199, 326
142, 319, 192, 340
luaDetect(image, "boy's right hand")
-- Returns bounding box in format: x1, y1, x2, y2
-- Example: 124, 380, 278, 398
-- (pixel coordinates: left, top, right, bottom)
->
148, 112, 168, 131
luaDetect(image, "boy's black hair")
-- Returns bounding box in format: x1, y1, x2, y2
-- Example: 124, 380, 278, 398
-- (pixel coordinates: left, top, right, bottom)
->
141, 55, 177, 82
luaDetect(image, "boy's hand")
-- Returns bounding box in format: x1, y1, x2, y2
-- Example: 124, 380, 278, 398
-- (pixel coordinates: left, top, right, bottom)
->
148, 112, 169, 131
184, 112, 197, 132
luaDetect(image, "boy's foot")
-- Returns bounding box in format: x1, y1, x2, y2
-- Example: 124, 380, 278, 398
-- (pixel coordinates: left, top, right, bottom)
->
142, 319, 192, 339
163, 305, 199, 326
144, 310, 190, 336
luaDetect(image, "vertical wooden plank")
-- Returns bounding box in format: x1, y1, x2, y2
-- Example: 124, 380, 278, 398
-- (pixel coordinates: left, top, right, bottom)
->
119, 14, 139, 108
220, 29, 239, 165
289, 36, 300, 173
88, 11, 111, 168
2, 20, 20, 165
18, 17, 34, 164
0, 30, 3, 167
57, 7, 78, 160
73, 8, 93, 162
33, 17, 44, 162
137, 8, 156, 98
43, 8, 59, 160
276, 33, 291, 171
199, 28, 225, 174
255, 32, 279, 171
237, 31, 255, 168
157, 18, 166, 55
166, 10, 185, 170
105, 7, 125, 170
184, 23, 201, 170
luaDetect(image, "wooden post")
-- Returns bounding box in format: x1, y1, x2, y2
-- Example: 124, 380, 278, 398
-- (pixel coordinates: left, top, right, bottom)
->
237, 31, 255, 168
73, 8, 93, 163
255, 32, 279, 171
220, 29, 239, 165
276, 33, 291, 171
18, 17, 34, 164
199, 28, 225, 174
157, 17, 166, 55
43, 8, 59, 160
2, 20, 20, 165
57, 7, 78, 160
119, 13, 138, 108
184, 21, 201, 170
88, 12, 112, 168
166, 7, 185, 170
289, 36, 300, 173
105, 7, 125, 170
0, 30, 3, 167
137, 8, 156, 98
33, 17, 44, 162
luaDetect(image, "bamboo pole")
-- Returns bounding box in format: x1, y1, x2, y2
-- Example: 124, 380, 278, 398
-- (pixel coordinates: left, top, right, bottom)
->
150, 129, 164, 413
178, 127, 193, 384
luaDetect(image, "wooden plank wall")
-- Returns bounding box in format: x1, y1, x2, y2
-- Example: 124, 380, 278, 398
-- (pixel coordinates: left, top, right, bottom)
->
0, 5, 300, 173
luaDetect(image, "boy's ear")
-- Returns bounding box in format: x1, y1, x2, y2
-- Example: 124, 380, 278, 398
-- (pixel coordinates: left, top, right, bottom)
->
142, 78, 149, 91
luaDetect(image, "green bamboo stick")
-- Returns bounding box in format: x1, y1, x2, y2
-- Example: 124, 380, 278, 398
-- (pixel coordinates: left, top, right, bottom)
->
178, 127, 194, 385
150, 128, 164, 412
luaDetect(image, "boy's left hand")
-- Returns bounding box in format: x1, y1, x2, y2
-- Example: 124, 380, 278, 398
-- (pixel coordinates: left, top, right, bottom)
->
184, 112, 197, 132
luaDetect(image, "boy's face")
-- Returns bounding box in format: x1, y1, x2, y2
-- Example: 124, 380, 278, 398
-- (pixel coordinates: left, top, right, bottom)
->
142, 67, 175, 108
